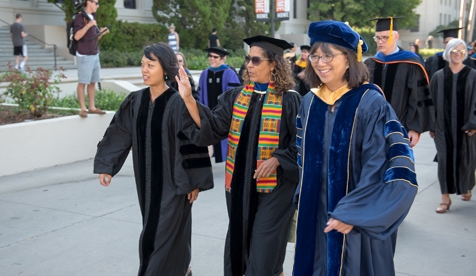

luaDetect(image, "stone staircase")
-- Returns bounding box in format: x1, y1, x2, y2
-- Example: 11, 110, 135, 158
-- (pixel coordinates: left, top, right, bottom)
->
0, 26, 76, 72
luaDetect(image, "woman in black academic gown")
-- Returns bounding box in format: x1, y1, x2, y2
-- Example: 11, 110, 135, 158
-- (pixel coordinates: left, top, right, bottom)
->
293, 21, 417, 276
94, 43, 213, 276
177, 36, 301, 276
430, 38, 476, 213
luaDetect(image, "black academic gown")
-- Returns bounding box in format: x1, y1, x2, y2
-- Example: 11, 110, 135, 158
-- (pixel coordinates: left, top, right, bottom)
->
430, 66, 476, 195
182, 86, 301, 276
293, 84, 417, 276
425, 53, 476, 80
94, 87, 214, 276
365, 50, 434, 134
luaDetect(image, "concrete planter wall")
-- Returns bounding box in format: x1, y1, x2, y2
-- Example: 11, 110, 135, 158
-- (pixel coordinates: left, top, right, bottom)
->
0, 112, 114, 177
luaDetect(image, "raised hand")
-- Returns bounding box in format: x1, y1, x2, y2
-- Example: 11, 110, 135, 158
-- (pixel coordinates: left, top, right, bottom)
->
176, 66, 192, 100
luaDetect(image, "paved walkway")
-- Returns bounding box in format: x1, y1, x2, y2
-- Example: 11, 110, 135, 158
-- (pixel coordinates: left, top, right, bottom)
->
1, 68, 476, 275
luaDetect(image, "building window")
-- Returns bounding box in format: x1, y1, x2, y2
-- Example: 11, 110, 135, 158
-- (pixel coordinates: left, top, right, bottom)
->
439, 13, 442, 25
410, 14, 420, 32
124, 0, 136, 9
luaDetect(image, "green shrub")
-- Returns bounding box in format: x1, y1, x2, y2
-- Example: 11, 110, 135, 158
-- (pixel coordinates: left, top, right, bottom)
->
0, 65, 66, 117
51, 88, 127, 111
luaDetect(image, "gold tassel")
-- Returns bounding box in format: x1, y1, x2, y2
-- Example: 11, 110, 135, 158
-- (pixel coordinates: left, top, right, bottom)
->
345, 21, 363, 62
357, 40, 363, 62
388, 17, 394, 45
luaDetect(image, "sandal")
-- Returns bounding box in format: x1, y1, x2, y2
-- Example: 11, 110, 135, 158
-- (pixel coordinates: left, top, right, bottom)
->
87, 108, 106, 115
462, 190, 472, 201
436, 199, 452, 213
79, 109, 88, 118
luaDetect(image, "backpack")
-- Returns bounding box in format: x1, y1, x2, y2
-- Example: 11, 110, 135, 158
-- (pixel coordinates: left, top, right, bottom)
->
68, 13, 86, 56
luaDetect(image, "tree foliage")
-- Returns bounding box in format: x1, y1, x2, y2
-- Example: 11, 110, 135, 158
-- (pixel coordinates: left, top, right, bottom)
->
308, 0, 421, 29
151, 0, 281, 51
152, 0, 230, 49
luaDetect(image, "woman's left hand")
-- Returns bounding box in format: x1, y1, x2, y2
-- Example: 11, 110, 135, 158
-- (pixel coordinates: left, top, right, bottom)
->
187, 188, 199, 203
465, 129, 476, 136
253, 157, 279, 180
324, 218, 354, 234
176, 66, 193, 100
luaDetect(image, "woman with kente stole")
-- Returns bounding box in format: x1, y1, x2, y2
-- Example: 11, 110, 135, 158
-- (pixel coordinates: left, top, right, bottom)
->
177, 35, 301, 276
293, 21, 418, 276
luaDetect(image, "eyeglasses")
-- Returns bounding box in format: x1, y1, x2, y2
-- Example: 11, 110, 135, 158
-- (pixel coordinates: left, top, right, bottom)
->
208, 54, 220, 59
308, 53, 344, 64
450, 49, 466, 55
373, 36, 390, 43
89, 0, 99, 5
244, 55, 270, 66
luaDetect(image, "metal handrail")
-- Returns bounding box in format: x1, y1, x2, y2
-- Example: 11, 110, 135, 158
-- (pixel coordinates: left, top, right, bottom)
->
0, 17, 58, 70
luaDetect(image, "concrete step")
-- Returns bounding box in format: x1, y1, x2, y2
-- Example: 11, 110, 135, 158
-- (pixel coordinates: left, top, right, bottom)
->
0, 56, 67, 62
0, 46, 50, 52
0, 64, 77, 72
0, 51, 56, 57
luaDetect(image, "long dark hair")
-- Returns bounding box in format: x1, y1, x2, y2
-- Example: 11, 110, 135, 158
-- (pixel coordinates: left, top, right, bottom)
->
303, 42, 369, 89
143, 43, 179, 81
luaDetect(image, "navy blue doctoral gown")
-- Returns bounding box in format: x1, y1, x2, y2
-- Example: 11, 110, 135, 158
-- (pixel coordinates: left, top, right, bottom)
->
293, 84, 418, 276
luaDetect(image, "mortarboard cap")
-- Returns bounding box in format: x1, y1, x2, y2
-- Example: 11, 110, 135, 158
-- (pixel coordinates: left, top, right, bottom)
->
437, 27, 462, 39
243, 35, 293, 55
369, 17, 402, 45
307, 20, 368, 61
205, 46, 230, 56
369, 17, 403, 32
300, 45, 311, 51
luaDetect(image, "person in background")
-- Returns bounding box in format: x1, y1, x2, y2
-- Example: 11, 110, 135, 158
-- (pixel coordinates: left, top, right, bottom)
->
94, 43, 213, 276
178, 35, 300, 276
293, 20, 417, 276
172, 52, 198, 100
168, 24, 179, 53
365, 17, 434, 148
429, 38, 476, 213
197, 46, 241, 163
470, 40, 476, 60
414, 38, 421, 48
425, 27, 476, 80
426, 35, 433, 49
287, 42, 297, 70
10, 13, 28, 70
410, 42, 423, 60
208, 27, 220, 48
294, 45, 311, 96
73, 0, 109, 118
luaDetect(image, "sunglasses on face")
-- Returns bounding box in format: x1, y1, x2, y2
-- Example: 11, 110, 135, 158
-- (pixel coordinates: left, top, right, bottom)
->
244, 55, 269, 66
450, 49, 466, 55
89, 0, 99, 5
208, 54, 220, 59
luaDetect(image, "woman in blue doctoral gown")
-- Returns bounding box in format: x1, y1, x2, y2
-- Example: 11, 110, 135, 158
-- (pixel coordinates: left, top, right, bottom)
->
293, 21, 418, 276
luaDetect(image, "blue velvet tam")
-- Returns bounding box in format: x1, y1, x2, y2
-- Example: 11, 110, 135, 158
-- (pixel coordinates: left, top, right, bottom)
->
308, 20, 368, 53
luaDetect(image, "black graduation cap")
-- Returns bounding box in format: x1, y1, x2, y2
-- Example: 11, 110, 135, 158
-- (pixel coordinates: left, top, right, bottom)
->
205, 47, 229, 56
300, 45, 311, 51
369, 16, 403, 32
437, 27, 462, 39
243, 35, 293, 55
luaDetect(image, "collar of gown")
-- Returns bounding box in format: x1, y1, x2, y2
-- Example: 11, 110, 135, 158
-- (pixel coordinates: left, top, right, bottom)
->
311, 84, 351, 105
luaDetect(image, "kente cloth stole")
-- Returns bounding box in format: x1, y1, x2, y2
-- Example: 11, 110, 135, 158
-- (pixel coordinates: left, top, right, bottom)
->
225, 82, 282, 193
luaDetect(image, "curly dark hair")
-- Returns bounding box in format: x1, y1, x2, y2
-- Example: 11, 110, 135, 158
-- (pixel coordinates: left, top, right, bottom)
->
242, 48, 295, 95
143, 43, 179, 81
303, 42, 369, 89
